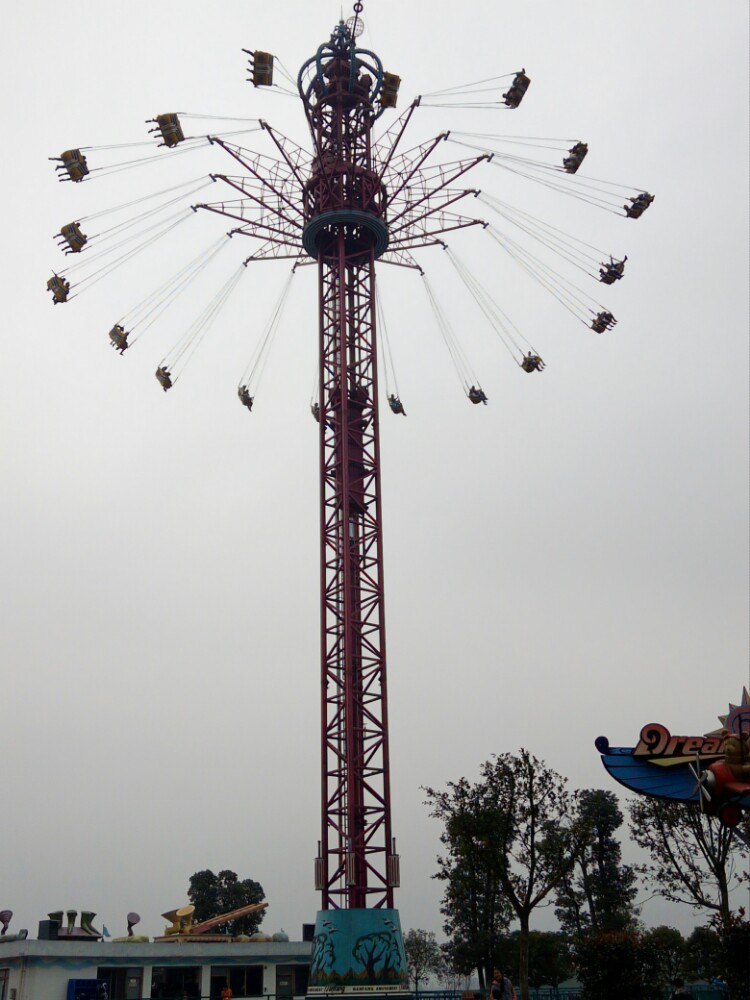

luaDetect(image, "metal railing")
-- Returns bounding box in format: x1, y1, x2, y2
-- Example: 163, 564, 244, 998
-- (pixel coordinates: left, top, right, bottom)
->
93, 989, 730, 1000
527, 990, 579, 999
127, 994, 451, 1000
525, 987, 729, 1000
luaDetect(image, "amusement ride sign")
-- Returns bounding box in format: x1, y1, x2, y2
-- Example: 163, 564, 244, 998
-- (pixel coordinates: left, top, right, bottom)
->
595, 689, 750, 828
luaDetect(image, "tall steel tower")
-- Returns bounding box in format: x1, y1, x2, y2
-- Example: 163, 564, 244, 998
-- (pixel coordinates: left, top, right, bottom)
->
299, 15, 397, 914
295, 11, 488, 917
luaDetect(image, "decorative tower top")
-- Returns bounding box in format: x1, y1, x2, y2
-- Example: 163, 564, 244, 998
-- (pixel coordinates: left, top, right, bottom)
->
297, 21, 384, 120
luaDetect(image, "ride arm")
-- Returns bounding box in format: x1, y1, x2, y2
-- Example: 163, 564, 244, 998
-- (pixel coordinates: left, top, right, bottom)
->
389, 217, 487, 249
388, 155, 490, 226
208, 175, 303, 231
195, 203, 302, 247
231, 225, 303, 248
377, 248, 424, 273
364, 99, 421, 210
210, 138, 303, 219
383, 133, 450, 208
260, 121, 310, 192
388, 188, 481, 235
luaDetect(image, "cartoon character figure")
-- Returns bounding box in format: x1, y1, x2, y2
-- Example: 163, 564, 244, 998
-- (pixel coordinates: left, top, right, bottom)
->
705, 729, 750, 827
723, 730, 750, 780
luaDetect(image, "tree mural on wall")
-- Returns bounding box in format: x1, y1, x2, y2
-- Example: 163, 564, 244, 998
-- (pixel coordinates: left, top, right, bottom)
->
352, 929, 402, 981
311, 932, 337, 979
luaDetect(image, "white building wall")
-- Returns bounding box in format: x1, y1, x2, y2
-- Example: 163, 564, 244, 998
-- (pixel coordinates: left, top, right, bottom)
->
2, 960, 24, 1000
264, 962, 277, 996
9, 956, 103, 1000
141, 966, 153, 998
0, 940, 312, 1000
200, 964, 212, 997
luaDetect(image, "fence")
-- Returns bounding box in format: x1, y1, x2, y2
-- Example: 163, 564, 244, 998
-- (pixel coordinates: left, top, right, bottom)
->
109, 990, 730, 1000
526, 987, 728, 1000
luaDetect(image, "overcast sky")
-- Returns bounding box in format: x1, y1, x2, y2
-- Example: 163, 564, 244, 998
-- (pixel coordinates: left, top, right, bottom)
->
1, 0, 748, 943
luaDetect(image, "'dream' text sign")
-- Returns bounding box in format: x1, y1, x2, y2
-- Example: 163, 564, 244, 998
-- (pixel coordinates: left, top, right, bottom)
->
634, 724, 725, 758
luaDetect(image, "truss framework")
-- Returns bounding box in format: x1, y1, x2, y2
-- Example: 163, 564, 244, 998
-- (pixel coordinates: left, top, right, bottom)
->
317, 242, 393, 908
194, 20, 488, 907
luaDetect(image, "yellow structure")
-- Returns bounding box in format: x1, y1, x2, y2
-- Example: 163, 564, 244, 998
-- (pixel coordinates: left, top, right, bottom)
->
156, 902, 268, 943
161, 906, 195, 936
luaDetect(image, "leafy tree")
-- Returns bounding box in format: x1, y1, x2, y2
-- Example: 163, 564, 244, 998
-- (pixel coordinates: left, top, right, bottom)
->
628, 800, 748, 928
642, 926, 686, 990
715, 908, 750, 1000
188, 869, 220, 919
575, 930, 662, 1000
424, 774, 512, 990
426, 750, 585, 1000
494, 931, 573, 989
482, 752, 584, 1000
525, 931, 574, 989
682, 925, 722, 983
436, 952, 470, 994
681, 916, 750, 997
187, 869, 265, 935
404, 929, 444, 994
555, 790, 638, 937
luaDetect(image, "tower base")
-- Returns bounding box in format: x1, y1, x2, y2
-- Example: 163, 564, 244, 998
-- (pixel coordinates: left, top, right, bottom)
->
307, 909, 409, 995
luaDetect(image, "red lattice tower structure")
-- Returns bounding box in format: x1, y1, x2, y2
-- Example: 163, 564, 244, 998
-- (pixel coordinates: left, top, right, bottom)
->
304, 28, 395, 911
294, 17, 487, 911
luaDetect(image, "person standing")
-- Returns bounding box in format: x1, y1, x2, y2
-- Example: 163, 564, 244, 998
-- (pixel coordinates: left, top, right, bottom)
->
490, 969, 514, 1000
221, 982, 233, 1000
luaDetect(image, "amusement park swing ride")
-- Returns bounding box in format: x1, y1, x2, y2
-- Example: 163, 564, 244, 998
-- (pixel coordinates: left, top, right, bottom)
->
46, 0, 671, 976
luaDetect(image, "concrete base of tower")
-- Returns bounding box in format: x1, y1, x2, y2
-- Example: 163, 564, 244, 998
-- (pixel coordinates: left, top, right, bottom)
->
306, 908, 409, 995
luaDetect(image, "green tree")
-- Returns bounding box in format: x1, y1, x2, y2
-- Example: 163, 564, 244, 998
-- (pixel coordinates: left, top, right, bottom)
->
526, 931, 574, 989
494, 931, 573, 989
436, 952, 470, 994
555, 790, 639, 937
575, 930, 661, 1000
404, 929, 444, 994
680, 916, 750, 997
628, 799, 748, 928
717, 909, 750, 1000
426, 750, 584, 1000
424, 774, 512, 990
642, 926, 686, 991
682, 925, 722, 983
187, 869, 265, 934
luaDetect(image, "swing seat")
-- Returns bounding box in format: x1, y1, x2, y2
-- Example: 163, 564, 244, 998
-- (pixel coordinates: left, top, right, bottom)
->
521, 355, 544, 373
252, 52, 274, 87
154, 113, 185, 148
502, 71, 530, 108
381, 72, 401, 109
47, 274, 70, 303
59, 222, 88, 253
58, 149, 89, 182
563, 142, 588, 173
237, 386, 254, 410
109, 324, 129, 353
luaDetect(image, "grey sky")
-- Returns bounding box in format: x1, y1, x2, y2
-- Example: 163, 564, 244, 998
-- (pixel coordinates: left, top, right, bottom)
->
1, 0, 748, 942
